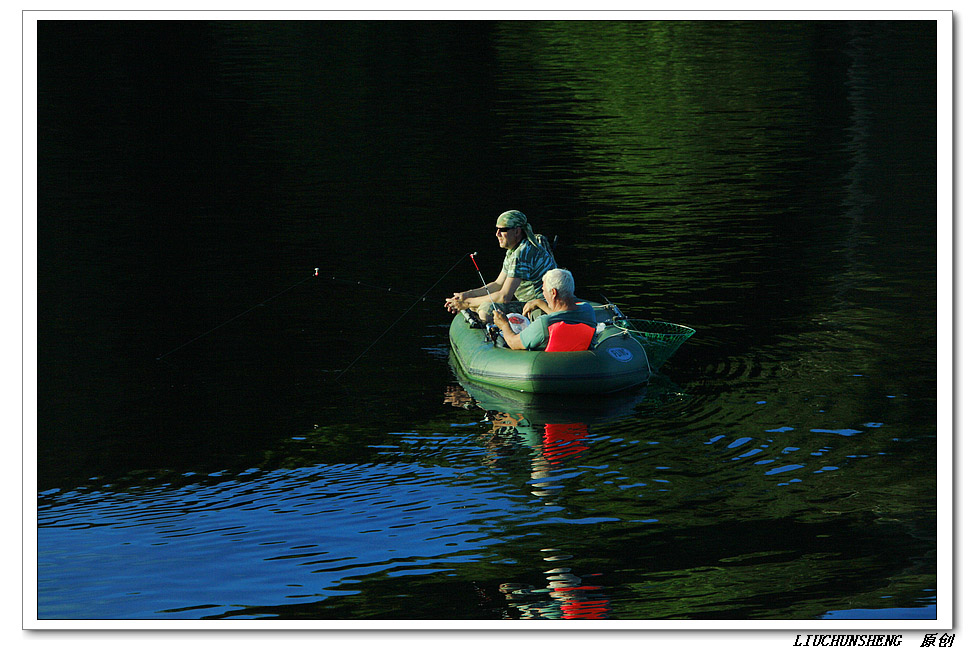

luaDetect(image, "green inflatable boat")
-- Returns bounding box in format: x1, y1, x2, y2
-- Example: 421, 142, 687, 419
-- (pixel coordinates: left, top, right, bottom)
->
448, 302, 694, 395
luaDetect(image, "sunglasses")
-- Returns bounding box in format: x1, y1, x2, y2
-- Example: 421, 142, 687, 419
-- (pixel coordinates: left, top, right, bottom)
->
496, 226, 516, 233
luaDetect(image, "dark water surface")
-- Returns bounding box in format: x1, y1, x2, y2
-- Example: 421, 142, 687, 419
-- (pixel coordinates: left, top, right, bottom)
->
36, 20, 939, 621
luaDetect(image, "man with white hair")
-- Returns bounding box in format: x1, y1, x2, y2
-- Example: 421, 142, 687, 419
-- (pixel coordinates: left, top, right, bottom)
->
492, 268, 597, 351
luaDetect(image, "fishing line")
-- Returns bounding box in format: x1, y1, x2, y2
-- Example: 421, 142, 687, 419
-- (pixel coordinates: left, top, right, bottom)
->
334, 253, 470, 381
156, 268, 321, 361
326, 276, 434, 302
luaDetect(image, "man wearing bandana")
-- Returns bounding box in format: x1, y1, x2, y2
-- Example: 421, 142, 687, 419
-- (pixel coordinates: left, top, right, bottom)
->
444, 210, 557, 322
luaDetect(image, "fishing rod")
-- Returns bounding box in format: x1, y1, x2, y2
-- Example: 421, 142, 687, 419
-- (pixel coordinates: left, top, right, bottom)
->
334, 253, 471, 381
155, 268, 320, 361
467, 252, 505, 342
468, 252, 499, 315
600, 293, 626, 320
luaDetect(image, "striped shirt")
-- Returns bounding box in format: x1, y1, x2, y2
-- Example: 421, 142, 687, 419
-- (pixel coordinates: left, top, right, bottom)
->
502, 238, 557, 302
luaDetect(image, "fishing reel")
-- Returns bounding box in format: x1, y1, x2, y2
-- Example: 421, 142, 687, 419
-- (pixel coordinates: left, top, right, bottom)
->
486, 324, 502, 344
462, 308, 486, 329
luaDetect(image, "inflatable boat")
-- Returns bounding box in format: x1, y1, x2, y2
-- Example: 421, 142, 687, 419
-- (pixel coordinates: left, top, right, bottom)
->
447, 302, 694, 394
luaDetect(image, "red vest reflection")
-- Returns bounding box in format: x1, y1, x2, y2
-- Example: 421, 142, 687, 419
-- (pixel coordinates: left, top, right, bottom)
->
542, 422, 589, 466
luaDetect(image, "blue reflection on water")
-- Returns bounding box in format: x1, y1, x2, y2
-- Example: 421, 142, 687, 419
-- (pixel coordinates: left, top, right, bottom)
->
37, 461, 541, 619
821, 605, 936, 620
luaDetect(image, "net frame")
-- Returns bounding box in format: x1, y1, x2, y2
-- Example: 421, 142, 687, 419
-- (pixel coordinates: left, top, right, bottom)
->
613, 318, 695, 371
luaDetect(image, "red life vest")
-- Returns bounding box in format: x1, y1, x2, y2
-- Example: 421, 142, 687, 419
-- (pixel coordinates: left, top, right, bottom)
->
544, 321, 596, 352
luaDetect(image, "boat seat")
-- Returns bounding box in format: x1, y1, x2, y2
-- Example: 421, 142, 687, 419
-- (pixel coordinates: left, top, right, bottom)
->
545, 321, 596, 352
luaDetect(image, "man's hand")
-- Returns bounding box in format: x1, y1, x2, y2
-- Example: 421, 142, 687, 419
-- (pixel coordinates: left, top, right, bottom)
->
444, 293, 468, 314
522, 299, 548, 316
491, 309, 508, 330
493, 309, 526, 350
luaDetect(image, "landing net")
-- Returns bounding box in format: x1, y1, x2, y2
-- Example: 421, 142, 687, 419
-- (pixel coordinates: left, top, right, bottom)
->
614, 319, 695, 371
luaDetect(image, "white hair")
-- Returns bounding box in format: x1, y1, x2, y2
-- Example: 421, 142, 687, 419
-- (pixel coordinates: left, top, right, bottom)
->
543, 268, 575, 295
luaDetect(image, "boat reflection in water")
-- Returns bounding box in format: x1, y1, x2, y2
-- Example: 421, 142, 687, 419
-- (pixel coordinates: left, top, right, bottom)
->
498, 547, 611, 620
444, 353, 653, 478
445, 354, 678, 619
443, 384, 610, 478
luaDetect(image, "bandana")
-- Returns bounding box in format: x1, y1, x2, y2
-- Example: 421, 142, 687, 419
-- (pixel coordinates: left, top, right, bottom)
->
495, 210, 542, 248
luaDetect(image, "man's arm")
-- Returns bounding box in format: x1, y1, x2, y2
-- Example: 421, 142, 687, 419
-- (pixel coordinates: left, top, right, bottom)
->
466, 273, 522, 309
522, 298, 551, 316
496, 275, 521, 302
446, 268, 506, 312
